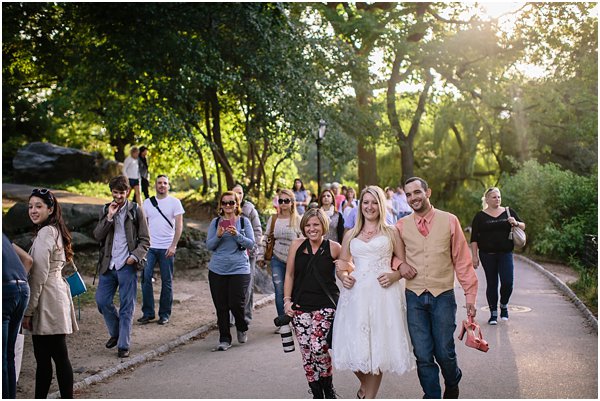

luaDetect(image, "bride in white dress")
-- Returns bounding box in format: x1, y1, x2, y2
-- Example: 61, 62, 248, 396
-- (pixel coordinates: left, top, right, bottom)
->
332, 186, 415, 399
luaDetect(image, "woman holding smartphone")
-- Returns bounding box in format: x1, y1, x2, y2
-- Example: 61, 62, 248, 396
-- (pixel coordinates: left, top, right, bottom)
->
206, 191, 255, 351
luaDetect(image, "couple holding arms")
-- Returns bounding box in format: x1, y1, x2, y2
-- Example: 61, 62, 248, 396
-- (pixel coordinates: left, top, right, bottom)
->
284, 178, 478, 399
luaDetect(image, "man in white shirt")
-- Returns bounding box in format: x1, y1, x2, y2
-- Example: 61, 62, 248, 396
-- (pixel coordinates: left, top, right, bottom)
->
122, 146, 142, 204
139, 175, 185, 325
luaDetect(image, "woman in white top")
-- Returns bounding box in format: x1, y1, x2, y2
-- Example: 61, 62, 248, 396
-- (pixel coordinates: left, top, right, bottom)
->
257, 189, 302, 332
341, 187, 358, 220
122, 146, 141, 204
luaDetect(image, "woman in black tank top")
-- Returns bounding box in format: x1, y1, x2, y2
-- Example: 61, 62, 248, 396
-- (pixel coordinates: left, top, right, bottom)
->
283, 208, 342, 399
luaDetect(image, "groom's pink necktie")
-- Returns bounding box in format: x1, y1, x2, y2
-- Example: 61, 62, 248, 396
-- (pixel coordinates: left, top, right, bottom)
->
417, 218, 429, 237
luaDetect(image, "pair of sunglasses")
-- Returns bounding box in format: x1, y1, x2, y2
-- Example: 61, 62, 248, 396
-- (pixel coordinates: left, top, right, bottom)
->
31, 188, 50, 196
278, 198, 292, 205
221, 200, 236, 206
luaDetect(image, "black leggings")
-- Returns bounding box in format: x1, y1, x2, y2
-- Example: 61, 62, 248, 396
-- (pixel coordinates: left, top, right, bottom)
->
32, 334, 73, 399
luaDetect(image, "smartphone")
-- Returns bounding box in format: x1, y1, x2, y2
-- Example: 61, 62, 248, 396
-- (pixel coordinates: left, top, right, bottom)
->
219, 219, 232, 229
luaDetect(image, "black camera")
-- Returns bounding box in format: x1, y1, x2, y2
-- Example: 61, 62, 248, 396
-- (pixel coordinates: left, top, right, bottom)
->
273, 314, 292, 327
274, 314, 295, 353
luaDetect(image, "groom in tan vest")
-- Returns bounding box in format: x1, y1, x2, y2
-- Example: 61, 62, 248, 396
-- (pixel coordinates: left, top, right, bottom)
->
394, 177, 478, 399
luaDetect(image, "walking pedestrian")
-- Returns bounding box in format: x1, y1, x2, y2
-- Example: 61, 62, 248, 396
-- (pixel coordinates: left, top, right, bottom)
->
257, 189, 302, 333
206, 191, 255, 351
395, 177, 478, 399
138, 175, 185, 326
319, 189, 345, 243
283, 208, 342, 398
122, 146, 142, 204
333, 186, 415, 399
470, 187, 525, 325
23, 189, 78, 399
94, 175, 150, 358
2, 234, 31, 399
231, 184, 263, 324
384, 186, 399, 224
293, 178, 310, 215
331, 182, 346, 212
138, 146, 150, 200
340, 187, 358, 219
394, 184, 412, 219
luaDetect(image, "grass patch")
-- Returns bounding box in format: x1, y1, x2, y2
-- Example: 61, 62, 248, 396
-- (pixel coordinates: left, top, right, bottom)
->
568, 257, 598, 316
54, 180, 112, 199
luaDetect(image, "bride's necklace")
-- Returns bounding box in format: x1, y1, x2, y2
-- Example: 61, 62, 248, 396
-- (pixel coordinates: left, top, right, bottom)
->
360, 226, 379, 240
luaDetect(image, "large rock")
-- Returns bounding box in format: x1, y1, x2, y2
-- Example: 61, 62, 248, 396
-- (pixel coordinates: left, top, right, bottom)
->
3, 203, 34, 235
12, 142, 122, 183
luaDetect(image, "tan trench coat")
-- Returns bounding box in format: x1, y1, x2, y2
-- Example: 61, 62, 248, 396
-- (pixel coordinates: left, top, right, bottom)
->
25, 225, 78, 335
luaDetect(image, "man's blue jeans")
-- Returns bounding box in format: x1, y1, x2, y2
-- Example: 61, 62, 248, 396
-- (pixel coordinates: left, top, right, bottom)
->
2, 282, 29, 399
270, 256, 286, 317
141, 248, 174, 320
96, 264, 137, 351
406, 289, 462, 399
479, 251, 514, 310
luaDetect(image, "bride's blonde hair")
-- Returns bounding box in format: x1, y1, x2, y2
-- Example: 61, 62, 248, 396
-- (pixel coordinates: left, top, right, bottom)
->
345, 185, 397, 255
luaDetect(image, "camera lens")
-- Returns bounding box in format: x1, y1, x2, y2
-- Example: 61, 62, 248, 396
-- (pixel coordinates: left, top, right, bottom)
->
279, 324, 295, 353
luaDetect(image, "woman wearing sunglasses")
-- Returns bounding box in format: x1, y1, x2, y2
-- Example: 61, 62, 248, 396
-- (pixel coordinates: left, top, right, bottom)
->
206, 191, 255, 351
257, 189, 302, 333
22, 189, 78, 399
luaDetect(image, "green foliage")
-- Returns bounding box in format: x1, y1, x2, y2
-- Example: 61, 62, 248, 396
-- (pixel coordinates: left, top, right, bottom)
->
568, 257, 598, 315
501, 160, 597, 260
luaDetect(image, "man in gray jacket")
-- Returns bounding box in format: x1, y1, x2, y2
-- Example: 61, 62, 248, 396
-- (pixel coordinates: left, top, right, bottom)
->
232, 184, 263, 324
94, 175, 150, 358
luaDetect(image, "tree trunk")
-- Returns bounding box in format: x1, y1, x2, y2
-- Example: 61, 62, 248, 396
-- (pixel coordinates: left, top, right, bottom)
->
355, 89, 378, 188
207, 87, 235, 190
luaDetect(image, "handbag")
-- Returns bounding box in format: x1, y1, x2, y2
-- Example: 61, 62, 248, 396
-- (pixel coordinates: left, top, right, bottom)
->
506, 207, 526, 249
264, 215, 278, 261
65, 261, 87, 297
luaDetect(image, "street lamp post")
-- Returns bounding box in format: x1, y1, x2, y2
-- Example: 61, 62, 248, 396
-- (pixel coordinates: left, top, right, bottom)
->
316, 119, 327, 197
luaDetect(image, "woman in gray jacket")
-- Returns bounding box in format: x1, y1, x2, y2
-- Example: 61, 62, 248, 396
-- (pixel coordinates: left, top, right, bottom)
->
22, 189, 78, 399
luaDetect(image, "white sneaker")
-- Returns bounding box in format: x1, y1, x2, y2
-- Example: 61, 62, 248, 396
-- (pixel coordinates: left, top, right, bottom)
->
217, 342, 231, 351
237, 330, 248, 344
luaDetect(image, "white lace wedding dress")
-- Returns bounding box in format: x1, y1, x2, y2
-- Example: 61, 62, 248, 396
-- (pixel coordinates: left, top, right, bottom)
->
331, 235, 416, 375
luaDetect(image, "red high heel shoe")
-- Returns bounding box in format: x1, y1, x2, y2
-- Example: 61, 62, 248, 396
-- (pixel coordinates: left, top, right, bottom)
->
458, 316, 489, 353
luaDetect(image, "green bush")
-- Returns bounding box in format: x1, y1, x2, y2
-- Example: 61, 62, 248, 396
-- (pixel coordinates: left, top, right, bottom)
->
501, 160, 598, 261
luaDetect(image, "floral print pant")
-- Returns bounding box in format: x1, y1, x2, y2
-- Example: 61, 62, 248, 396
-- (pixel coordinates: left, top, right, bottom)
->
292, 308, 335, 382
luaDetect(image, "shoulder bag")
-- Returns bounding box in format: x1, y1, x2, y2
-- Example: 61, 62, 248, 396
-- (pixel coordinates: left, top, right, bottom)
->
65, 260, 87, 297
150, 196, 174, 228
506, 207, 526, 249
264, 215, 278, 261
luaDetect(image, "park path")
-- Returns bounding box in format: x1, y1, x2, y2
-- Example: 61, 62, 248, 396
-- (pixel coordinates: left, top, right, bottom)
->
80, 257, 597, 399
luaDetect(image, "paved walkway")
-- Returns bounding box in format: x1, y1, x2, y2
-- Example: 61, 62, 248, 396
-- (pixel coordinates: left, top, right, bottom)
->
80, 257, 598, 399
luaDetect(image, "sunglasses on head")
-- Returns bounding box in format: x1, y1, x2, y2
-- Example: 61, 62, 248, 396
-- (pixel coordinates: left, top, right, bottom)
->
221, 200, 236, 206
278, 198, 292, 204
31, 188, 50, 196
